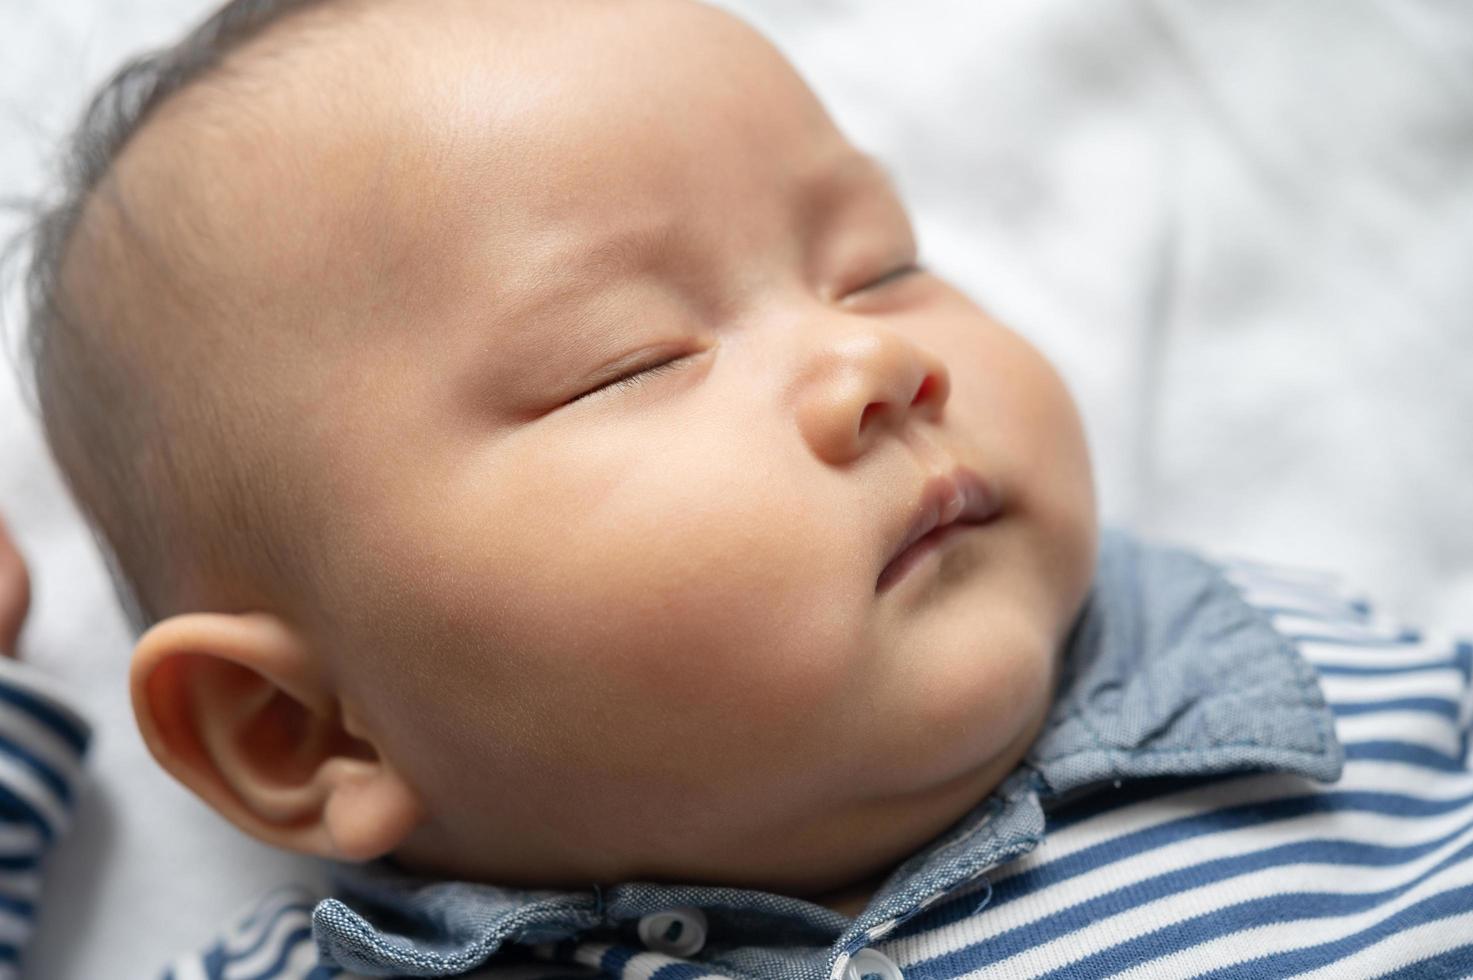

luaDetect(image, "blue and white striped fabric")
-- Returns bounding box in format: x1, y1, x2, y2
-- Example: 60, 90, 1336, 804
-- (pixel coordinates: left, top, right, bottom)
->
0, 655, 93, 980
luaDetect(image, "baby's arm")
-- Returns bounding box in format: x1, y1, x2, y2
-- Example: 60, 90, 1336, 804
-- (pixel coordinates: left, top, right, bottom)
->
0, 515, 94, 978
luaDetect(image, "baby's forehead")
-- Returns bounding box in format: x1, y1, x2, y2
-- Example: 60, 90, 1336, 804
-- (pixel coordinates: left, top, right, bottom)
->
97, 0, 813, 340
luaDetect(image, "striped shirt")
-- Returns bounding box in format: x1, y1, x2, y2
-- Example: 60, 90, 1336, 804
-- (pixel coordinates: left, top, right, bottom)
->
0, 654, 94, 980
7, 528, 1471, 978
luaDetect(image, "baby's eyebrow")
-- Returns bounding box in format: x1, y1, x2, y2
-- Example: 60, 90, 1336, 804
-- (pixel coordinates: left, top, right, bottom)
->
579, 220, 686, 280
806, 151, 902, 209
570, 150, 899, 282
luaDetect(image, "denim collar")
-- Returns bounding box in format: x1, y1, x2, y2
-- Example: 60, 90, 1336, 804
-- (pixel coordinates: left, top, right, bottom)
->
309, 526, 1343, 977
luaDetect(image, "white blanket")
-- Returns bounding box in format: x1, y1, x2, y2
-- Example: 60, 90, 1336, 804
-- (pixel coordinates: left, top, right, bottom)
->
2, 1, 1470, 976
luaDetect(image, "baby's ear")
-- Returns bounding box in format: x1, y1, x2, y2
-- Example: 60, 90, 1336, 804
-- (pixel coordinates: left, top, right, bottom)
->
130, 611, 426, 863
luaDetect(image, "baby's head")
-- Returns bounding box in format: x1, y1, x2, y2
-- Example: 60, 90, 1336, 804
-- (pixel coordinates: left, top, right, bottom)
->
14, 0, 1097, 908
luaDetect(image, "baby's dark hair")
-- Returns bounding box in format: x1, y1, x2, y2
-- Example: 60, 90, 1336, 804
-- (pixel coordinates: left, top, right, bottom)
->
1, 0, 356, 640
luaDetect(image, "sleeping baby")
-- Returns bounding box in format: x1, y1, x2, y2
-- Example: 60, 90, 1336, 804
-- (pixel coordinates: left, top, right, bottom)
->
3, 0, 1471, 977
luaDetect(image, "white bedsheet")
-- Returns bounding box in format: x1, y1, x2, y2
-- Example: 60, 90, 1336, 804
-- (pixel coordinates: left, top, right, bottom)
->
2, 1, 1470, 977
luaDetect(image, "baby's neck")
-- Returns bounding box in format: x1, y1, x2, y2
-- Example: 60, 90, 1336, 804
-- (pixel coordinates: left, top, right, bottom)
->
808, 867, 890, 918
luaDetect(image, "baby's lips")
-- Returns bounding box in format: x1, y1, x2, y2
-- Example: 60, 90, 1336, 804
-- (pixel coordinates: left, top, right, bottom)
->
878, 464, 999, 587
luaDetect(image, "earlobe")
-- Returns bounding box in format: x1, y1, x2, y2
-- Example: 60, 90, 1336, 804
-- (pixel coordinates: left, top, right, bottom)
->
130, 611, 428, 862
321, 752, 427, 862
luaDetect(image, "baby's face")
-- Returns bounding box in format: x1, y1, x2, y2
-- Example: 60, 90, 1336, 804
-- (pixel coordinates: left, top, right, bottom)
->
172, 0, 1097, 896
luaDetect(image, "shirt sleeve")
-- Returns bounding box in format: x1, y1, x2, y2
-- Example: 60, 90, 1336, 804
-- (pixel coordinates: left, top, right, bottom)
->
0, 655, 94, 980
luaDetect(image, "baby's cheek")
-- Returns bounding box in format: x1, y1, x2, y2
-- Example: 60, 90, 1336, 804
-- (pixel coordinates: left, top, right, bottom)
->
577, 537, 864, 728
521, 454, 871, 733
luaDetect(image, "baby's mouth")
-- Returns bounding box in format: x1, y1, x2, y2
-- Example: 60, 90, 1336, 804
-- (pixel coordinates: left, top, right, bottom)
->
876, 520, 993, 593
876, 466, 1001, 593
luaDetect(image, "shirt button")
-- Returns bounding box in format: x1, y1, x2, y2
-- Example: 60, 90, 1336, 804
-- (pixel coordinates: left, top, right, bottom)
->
844, 948, 904, 980
636, 906, 708, 957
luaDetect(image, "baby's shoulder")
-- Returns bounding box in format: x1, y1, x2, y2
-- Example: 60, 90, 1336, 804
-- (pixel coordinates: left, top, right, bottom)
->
1205, 546, 1472, 775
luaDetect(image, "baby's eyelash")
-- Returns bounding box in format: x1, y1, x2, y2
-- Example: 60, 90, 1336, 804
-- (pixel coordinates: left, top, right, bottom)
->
860, 262, 924, 293
570, 355, 688, 404
604, 357, 685, 393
